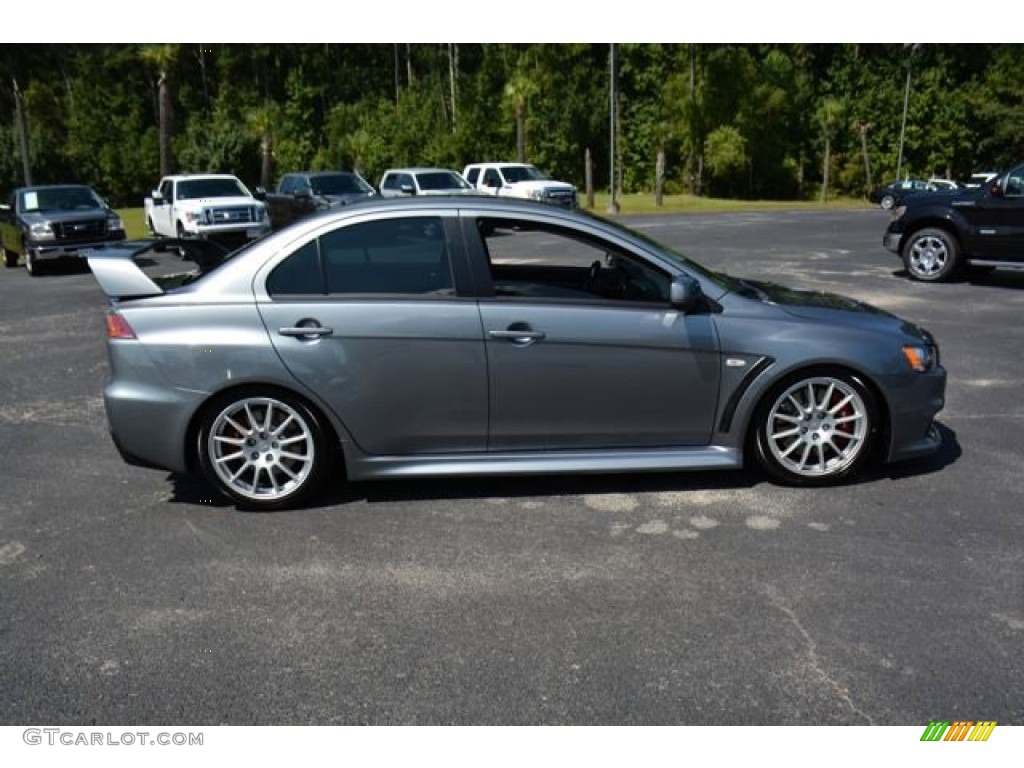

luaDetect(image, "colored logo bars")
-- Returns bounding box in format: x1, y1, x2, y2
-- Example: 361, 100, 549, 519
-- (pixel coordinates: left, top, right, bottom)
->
920, 721, 997, 742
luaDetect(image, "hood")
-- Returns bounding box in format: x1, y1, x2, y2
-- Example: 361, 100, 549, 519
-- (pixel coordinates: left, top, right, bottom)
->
507, 179, 576, 192
734, 277, 933, 343
179, 196, 261, 209
319, 192, 375, 207
23, 208, 108, 223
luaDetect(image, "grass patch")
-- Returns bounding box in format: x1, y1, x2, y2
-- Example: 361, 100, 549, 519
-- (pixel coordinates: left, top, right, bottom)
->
117, 207, 148, 239
582, 192, 871, 215
116, 193, 872, 238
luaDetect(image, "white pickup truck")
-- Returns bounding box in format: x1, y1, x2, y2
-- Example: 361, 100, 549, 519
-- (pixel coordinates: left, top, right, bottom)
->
144, 174, 270, 250
462, 163, 577, 209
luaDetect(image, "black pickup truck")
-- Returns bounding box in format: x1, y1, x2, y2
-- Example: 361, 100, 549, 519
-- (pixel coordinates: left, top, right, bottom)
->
883, 163, 1024, 281
1, 184, 126, 276
254, 171, 376, 230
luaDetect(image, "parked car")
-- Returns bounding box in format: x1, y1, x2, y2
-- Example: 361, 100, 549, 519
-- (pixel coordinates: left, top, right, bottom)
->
255, 171, 376, 230
884, 163, 1024, 281
86, 197, 946, 510
868, 179, 934, 209
378, 168, 475, 198
145, 174, 269, 254
926, 178, 963, 192
964, 172, 998, 189
463, 162, 577, 208
0, 184, 126, 276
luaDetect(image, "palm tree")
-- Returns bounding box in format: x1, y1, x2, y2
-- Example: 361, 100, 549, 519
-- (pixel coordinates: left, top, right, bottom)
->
503, 61, 538, 163
246, 101, 283, 189
140, 45, 180, 176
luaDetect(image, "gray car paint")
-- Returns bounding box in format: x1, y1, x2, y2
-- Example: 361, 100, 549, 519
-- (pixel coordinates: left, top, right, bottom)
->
88, 196, 945, 489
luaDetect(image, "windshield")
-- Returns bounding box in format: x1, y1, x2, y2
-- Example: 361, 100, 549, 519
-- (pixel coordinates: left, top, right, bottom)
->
311, 173, 373, 195
578, 210, 731, 292
416, 171, 472, 191
501, 165, 548, 183
20, 186, 104, 212
177, 178, 249, 199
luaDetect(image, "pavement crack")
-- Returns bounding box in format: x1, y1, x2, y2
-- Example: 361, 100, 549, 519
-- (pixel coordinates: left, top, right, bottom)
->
763, 584, 875, 725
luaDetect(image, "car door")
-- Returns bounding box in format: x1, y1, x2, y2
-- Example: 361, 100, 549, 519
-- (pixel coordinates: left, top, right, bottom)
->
462, 212, 721, 451
255, 210, 488, 456
965, 165, 1024, 261
152, 179, 175, 236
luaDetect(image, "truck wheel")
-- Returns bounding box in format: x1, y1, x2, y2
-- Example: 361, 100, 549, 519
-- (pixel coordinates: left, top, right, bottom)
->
903, 228, 961, 282
175, 222, 189, 260
25, 251, 45, 277
3, 248, 17, 268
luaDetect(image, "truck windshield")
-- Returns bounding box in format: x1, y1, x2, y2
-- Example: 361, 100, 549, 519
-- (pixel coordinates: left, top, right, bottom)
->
21, 186, 103, 212
416, 171, 472, 191
501, 166, 548, 183
177, 178, 249, 199
310, 174, 374, 195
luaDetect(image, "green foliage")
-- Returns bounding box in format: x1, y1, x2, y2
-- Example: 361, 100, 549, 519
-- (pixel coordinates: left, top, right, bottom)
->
0, 44, 1018, 204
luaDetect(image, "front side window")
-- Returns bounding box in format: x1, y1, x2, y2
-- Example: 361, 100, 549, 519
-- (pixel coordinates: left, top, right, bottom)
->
279, 176, 297, 195
482, 169, 502, 188
478, 217, 670, 304
1004, 166, 1024, 197
320, 216, 454, 295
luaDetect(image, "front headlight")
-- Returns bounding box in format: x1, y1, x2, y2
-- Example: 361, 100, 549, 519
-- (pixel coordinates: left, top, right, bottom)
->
29, 221, 55, 240
184, 209, 205, 224
902, 344, 937, 372
107, 216, 124, 231
529, 189, 545, 200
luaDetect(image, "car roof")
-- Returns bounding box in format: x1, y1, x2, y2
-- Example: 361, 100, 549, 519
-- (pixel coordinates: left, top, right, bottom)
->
284, 171, 358, 177
383, 167, 462, 174
165, 173, 242, 181
16, 184, 94, 192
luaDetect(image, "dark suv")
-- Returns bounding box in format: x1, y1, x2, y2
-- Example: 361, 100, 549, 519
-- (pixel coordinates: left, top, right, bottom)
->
883, 164, 1024, 281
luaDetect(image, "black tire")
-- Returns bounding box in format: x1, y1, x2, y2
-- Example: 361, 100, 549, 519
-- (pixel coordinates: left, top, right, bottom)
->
3, 248, 17, 268
197, 389, 331, 510
902, 227, 961, 282
176, 222, 189, 260
25, 250, 45, 277
880, 194, 896, 210
753, 369, 878, 487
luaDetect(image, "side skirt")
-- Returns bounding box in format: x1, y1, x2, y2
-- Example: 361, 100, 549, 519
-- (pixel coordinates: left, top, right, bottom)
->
349, 446, 741, 481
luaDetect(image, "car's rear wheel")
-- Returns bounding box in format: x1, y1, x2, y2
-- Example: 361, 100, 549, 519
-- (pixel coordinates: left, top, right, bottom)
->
197, 391, 330, 510
903, 228, 962, 282
879, 194, 896, 210
754, 371, 877, 486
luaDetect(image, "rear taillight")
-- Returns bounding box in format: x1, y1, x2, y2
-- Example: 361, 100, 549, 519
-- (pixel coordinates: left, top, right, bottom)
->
106, 311, 137, 340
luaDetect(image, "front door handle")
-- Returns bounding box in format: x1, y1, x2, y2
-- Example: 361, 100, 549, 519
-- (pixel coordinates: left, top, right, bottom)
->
488, 324, 546, 345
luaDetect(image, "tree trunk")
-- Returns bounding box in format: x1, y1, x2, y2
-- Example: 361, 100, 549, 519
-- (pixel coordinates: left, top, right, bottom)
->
859, 124, 872, 197
585, 148, 594, 209
13, 78, 32, 186
405, 44, 414, 86
821, 135, 831, 204
393, 44, 400, 104
260, 135, 273, 189
448, 43, 458, 133
515, 100, 526, 163
157, 68, 173, 176
655, 147, 665, 207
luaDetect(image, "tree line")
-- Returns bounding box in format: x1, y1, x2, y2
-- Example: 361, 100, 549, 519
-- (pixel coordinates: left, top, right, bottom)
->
1, 43, 1020, 207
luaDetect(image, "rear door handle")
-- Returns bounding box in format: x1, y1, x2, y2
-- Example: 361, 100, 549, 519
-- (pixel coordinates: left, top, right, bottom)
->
279, 323, 333, 339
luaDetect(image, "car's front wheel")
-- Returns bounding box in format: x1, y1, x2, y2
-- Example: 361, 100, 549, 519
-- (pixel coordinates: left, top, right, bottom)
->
197, 390, 331, 510
25, 250, 44, 277
903, 228, 961, 282
753, 371, 877, 486
880, 194, 896, 210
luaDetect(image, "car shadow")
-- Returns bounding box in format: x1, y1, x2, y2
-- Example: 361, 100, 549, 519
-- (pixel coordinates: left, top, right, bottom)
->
163, 422, 960, 511
889, 267, 1024, 288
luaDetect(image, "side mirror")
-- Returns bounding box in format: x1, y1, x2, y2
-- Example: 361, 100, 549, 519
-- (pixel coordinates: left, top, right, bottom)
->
400, 184, 416, 195
989, 181, 1003, 197
253, 187, 267, 200
151, 191, 164, 205
670, 275, 704, 313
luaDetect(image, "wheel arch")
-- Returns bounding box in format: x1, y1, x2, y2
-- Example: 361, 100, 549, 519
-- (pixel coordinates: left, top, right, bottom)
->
183, 381, 347, 477
897, 214, 964, 256
738, 362, 892, 467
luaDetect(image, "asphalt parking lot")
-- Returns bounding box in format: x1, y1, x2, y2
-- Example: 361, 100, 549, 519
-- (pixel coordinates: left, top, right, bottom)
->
1, 208, 1022, 725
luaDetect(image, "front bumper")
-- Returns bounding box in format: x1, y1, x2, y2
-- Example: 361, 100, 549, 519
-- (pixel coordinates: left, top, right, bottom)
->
882, 230, 902, 255
879, 366, 947, 463
30, 233, 127, 261
189, 222, 270, 239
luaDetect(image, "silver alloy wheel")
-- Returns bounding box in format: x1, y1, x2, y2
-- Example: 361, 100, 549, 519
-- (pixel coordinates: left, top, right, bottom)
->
880, 194, 895, 210
908, 235, 948, 277
765, 376, 869, 478
207, 396, 316, 503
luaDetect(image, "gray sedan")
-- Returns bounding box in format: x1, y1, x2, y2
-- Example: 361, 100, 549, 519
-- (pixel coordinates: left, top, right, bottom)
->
87, 198, 946, 510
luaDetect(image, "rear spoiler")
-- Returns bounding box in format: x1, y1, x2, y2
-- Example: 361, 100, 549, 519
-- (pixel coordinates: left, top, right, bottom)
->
84, 239, 231, 300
